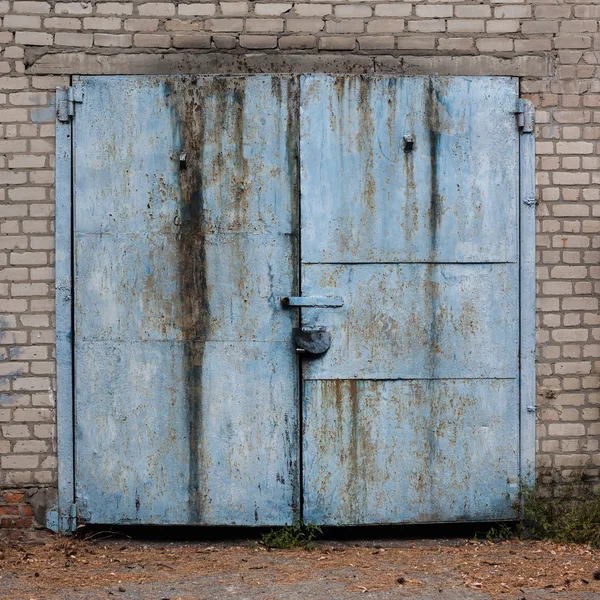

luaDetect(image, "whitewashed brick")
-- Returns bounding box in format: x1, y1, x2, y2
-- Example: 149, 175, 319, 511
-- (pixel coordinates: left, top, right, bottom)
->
535, 5, 570, 19
13, 1, 50, 14
375, 4, 412, 17
335, 4, 371, 18
43, 17, 81, 29
254, 3, 291, 16
416, 5, 452, 18
133, 33, 171, 47
207, 18, 244, 31
1, 455, 39, 469
165, 19, 203, 31
556, 141, 594, 154
1, 102, 33, 121
548, 423, 585, 436
55, 3, 93, 15
138, 3, 176, 17
476, 37, 513, 51
82, 17, 122, 30
212, 34, 237, 48
294, 4, 330, 17
397, 35, 435, 49
319, 35, 355, 50
4, 15, 41, 29
447, 20, 485, 33
14, 440, 47, 453
178, 4, 216, 16
495, 4, 530, 18
97, 3, 134, 16
367, 19, 404, 34
554, 36, 592, 50
94, 33, 133, 47
239, 34, 277, 48
286, 18, 323, 33
562, 21, 597, 34
13, 408, 52, 421
172, 33, 211, 48
125, 18, 159, 31
408, 20, 445, 32
486, 20, 520, 33
326, 20, 364, 34
358, 35, 394, 50
55, 32, 93, 46
278, 34, 316, 48
245, 18, 283, 33
220, 2, 247, 16
455, 5, 491, 18
522, 21, 557, 35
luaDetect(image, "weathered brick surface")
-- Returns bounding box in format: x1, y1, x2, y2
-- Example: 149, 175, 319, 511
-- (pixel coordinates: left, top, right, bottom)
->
0, 489, 32, 529
0, 0, 598, 524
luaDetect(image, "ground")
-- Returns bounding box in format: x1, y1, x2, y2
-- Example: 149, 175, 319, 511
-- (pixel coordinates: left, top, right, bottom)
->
2, 536, 600, 599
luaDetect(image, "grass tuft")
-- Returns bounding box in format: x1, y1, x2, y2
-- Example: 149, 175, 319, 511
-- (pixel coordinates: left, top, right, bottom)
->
518, 475, 600, 547
261, 522, 323, 550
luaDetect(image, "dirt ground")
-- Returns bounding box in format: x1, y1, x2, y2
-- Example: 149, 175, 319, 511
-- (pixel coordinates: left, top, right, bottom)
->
2, 535, 600, 600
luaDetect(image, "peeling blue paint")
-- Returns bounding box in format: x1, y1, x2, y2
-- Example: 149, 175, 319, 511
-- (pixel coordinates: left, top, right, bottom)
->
73, 76, 299, 526
31, 98, 56, 124
300, 75, 522, 524
64, 75, 533, 528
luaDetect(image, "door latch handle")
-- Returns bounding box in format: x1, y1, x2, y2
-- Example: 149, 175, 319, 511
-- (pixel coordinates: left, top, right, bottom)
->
293, 327, 332, 356
280, 296, 343, 308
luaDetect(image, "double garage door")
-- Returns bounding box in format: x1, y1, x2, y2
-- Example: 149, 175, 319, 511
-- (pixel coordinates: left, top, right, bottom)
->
58, 75, 534, 526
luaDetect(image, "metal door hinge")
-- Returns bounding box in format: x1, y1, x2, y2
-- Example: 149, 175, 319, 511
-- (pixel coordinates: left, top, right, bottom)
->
54, 502, 78, 533
517, 99, 534, 133
69, 502, 78, 530
57, 83, 84, 123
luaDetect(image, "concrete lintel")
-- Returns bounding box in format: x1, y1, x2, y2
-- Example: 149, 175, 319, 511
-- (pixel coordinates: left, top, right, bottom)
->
375, 55, 554, 77
29, 52, 375, 75
29, 51, 553, 78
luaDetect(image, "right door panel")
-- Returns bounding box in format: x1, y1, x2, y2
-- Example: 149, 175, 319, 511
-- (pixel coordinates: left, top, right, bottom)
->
300, 75, 520, 524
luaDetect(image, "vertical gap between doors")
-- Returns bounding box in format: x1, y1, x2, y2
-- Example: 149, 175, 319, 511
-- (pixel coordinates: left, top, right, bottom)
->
296, 75, 304, 524
70, 76, 77, 508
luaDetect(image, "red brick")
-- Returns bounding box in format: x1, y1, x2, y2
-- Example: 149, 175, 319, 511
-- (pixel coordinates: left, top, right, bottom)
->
1, 517, 32, 528
3, 492, 25, 504
0, 505, 19, 516
20, 504, 35, 517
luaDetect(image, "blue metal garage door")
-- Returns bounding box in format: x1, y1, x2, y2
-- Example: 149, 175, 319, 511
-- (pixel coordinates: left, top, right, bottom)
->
56, 75, 534, 528
300, 75, 524, 524
71, 76, 300, 525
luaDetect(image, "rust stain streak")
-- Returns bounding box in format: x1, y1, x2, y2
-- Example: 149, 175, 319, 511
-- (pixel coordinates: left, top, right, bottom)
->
169, 79, 209, 522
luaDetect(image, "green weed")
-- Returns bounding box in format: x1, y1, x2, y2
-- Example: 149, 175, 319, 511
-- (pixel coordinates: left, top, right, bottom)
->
518, 475, 600, 547
261, 521, 323, 550
484, 523, 515, 542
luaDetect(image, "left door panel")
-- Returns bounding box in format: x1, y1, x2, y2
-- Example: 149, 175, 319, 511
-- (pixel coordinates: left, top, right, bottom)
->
73, 76, 299, 525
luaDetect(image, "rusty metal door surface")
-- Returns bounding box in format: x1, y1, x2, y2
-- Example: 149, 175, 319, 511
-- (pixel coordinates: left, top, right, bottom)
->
69, 74, 527, 527
300, 75, 521, 524
73, 76, 299, 525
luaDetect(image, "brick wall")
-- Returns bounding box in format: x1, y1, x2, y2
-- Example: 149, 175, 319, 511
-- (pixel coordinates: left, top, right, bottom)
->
0, 0, 598, 526
0, 489, 35, 529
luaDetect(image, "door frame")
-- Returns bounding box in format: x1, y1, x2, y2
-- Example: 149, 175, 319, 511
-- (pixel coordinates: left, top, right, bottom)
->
53, 75, 536, 533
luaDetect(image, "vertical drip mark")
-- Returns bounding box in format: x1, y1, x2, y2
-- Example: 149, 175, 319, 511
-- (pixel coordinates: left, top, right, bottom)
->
424, 79, 443, 501
427, 79, 442, 258
424, 80, 442, 381
170, 82, 209, 523
230, 80, 248, 232
358, 77, 376, 216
